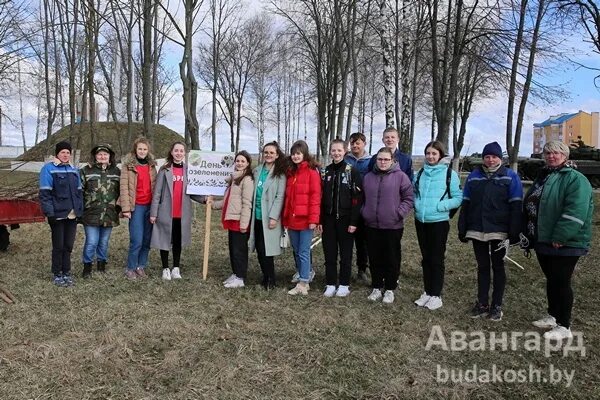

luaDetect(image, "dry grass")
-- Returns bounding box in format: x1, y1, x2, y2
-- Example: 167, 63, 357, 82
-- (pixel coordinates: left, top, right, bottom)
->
0, 201, 599, 399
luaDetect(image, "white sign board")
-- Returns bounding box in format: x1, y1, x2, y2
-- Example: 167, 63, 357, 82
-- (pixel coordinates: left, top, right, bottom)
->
186, 150, 235, 196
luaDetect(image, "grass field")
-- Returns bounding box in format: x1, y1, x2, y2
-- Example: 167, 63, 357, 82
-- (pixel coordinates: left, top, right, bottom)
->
0, 200, 598, 399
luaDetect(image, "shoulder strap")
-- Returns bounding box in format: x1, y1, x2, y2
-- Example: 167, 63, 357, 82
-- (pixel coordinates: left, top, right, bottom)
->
414, 168, 424, 197
440, 166, 452, 200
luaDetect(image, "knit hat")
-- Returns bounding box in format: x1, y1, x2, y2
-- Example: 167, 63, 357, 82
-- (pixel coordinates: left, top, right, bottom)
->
55, 141, 72, 155
482, 141, 502, 158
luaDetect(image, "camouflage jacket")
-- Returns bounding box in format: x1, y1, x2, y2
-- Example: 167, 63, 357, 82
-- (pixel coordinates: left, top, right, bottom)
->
80, 163, 121, 227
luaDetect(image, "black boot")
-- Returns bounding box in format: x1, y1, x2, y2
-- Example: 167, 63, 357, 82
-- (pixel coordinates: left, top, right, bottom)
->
97, 260, 106, 273
82, 263, 92, 279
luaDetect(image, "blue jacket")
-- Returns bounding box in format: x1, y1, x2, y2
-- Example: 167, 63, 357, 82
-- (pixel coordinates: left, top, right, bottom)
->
368, 149, 414, 181
344, 152, 371, 178
413, 160, 463, 223
39, 160, 83, 218
458, 166, 522, 238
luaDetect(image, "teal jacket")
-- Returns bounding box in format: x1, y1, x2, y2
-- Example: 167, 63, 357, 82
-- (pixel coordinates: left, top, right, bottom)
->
413, 160, 463, 223
529, 167, 593, 249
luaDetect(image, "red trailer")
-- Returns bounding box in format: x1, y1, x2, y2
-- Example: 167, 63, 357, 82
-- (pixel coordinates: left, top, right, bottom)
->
0, 197, 45, 251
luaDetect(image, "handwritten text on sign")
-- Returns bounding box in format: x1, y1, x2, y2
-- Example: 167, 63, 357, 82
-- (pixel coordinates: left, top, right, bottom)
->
186, 151, 235, 196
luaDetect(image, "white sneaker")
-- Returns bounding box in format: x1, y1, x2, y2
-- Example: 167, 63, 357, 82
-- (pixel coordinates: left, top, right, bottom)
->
323, 285, 337, 297
223, 274, 237, 285
335, 285, 350, 297
224, 277, 245, 288
425, 296, 443, 310
414, 292, 431, 307
367, 288, 382, 301
382, 290, 395, 304
533, 315, 557, 329
171, 267, 182, 279
543, 325, 573, 340
309, 269, 316, 283
288, 282, 309, 296
162, 268, 171, 281
291, 272, 300, 283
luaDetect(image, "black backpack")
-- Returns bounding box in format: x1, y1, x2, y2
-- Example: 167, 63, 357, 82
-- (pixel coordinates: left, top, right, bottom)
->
415, 165, 460, 218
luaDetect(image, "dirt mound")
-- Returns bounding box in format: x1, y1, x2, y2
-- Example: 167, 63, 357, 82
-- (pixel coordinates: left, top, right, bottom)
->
19, 122, 184, 162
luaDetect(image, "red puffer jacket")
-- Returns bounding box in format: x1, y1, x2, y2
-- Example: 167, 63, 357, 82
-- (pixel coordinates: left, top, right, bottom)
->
283, 161, 322, 230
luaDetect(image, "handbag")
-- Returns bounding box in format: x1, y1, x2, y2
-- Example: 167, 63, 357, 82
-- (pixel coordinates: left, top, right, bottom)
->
280, 228, 289, 248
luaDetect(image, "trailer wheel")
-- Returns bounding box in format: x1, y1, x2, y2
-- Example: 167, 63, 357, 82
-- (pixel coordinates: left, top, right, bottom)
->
0, 225, 9, 251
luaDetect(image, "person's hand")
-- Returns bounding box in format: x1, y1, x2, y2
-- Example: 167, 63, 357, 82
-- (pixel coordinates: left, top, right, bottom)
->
149, 216, 156, 224
122, 211, 131, 219
268, 219, 277, 229
240, 228, 247, 233
309, 223, 317, 230
47, 216, 57, 225
348, 225, 357, 234
552, 242, 563, 249
315, 224, 322, 234
458, 233, 468, 243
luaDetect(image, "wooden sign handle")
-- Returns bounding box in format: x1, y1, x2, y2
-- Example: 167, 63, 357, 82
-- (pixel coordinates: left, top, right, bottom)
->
202, 195, 213, 280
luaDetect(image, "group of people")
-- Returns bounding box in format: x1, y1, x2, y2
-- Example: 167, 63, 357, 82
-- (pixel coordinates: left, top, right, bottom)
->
38, 128, 593, 341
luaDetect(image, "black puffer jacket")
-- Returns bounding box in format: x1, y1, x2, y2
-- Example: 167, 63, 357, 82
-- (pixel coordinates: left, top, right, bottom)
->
320, 160, 363, 226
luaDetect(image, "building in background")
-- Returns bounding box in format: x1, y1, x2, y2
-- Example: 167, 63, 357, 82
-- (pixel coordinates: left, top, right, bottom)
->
533, 111, 600, 154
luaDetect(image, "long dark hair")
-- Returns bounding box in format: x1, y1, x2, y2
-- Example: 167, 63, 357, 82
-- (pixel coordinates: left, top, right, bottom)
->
424, 140, 446, 159
262, 141, 287, 177
288, 140, 319, 171
163, 141, 186, 169
233, 150, 254, 185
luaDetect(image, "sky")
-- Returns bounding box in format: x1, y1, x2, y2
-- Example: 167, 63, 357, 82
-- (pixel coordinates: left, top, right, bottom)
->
2, 13, 599, 158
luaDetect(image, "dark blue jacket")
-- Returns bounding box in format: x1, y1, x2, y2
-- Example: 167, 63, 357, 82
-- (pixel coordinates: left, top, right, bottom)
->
458, 166, 522, 238
368, 149, 414, 182
39, 161, 83, 218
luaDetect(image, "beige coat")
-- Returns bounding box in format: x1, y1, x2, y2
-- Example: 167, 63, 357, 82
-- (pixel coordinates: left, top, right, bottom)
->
212, 171, 254, 230
119, 153, 157, 212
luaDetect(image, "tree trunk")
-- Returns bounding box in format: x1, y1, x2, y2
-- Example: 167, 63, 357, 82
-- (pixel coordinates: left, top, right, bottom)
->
379, 0, 395, 127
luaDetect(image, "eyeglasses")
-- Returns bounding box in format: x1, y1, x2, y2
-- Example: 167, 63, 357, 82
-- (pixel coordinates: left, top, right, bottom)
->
377, 158, 392, 162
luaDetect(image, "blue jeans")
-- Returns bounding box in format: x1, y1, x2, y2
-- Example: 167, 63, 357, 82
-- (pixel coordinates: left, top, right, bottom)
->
82, 225, 113, 263
127, 204, 152, 270
288, 228, 313, 282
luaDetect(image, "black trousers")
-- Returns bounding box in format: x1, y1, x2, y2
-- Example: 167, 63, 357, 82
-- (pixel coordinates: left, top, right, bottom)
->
354, 217, 369, 272
472, 239, 506, 307
415, 220, 449, 297
536, 253, 579, 328
228, 229, 249, 280
366, 227, 403, 291
322, 214, 354, 286
254, 219, 276, 285
160, 218, 182, 269
50, 218, 78, 276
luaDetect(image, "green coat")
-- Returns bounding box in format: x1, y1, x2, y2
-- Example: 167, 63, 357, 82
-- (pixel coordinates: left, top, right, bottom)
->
80, 163, 121, 227
248, 164, 287, 257
530, 167, 593, 249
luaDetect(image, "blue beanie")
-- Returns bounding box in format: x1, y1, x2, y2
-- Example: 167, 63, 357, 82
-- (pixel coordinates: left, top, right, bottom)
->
482, 141, 502, 158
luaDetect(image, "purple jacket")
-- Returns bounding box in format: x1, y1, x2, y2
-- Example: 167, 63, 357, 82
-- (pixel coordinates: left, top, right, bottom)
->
361, 163, 414, 229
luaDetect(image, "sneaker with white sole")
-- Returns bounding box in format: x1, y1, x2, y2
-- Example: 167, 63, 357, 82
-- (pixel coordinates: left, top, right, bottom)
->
335, 285, 350, 297
291, 272, 300, 283
532, 315, 557, 329
425, 296, 443, 310
162, 268, 171, 280
288, 282, 309, 295
171, 267, 182, 279
414, 292, 431, 307
543, 325, 573, 340
223, 274, 237, 285
224, 277, 245, 288
323, 285, 337, 297
367, 288, 383, 301
382, 290, 395, 304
